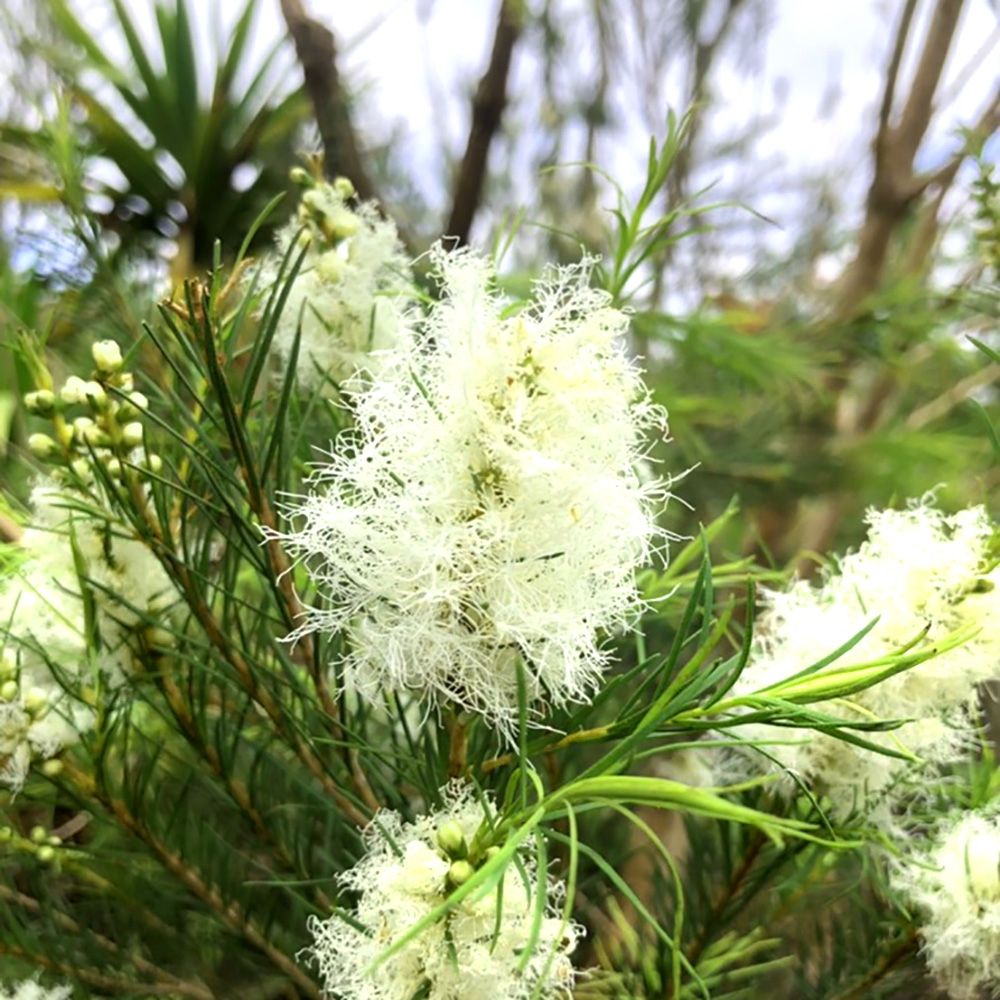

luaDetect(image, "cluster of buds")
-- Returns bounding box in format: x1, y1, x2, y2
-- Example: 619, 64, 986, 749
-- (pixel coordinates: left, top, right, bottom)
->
24, 340, 162, 483
0, 822, 65, 867
289, 166, 358, 283
0, 652, 64, 789
435, 818, 500, 888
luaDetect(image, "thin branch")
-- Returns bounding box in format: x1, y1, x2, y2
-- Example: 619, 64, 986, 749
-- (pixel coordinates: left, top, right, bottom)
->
906, 362, 1000, 429
894, 0, 965, 163
834, 0, 967, 319
878, 0, 920, 136
826, 931, 921, 1000
279, 0, 376, 201
0, 944, 212, 1000
445, 0, 523, 244
63, 762, 322, 1000
0, 886, 216, 1000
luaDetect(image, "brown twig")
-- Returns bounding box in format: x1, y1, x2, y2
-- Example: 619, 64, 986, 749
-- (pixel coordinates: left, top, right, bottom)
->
0, 946, 214, 1000
0, 885, 217, 1000
62, 762, 322, 999
152, 662, 334, 911
447, 713, 469, 778
681, 829, 767, 975
826, 930, 921, 1000
0, 511, 22, 542
445, 0, 523, 244
119, 452, 370, 828
256, 493, 381, 815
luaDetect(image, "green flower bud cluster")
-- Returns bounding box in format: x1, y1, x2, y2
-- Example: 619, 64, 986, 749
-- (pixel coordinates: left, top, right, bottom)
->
292, 166, 360, 256
23, 340, 162, 482
436, 819, 502, 887
0, 823, 65, 867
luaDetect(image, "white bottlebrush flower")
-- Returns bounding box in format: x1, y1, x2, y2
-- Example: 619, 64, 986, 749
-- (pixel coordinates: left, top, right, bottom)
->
1, 479, 177, 691
260, 179, 412, 389
304, 784, 580, 1000
892, 810, 1000, 999
728, 501, 1000, 819
0, 980, 72, 1000
275, 245, 669, 729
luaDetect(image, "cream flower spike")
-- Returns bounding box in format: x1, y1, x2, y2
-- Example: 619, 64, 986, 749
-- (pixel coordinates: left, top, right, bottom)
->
272, 244, 671, 732
304, 783, 580, 1000
727, 500, 1000, 821
893, 810, 1000, 999
261, 175, 412, 390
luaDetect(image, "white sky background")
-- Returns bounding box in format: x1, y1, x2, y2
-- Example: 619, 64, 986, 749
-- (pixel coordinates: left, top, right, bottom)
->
62, 0, 1000, 291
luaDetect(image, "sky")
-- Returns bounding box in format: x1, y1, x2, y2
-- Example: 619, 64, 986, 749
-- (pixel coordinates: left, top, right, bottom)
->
49, 0, 1000, 280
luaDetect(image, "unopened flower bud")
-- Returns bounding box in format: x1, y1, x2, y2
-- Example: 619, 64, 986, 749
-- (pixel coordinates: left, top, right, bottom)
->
82, 381, 107, 409
24, 688, 49, 717
24, 389, 56, 416
28, 433, 58, 459
47, 834, 62, 846
118, 372, 135, 392
0, 826, 11, 842
60, 375, 89, 405
447, 859, 476, 886
128, 391, 149, 412
72, 416, 94, 441
142, 454, 163, 474
122, 422, 144, 447
334, 176, 356, 199
146, 627, 175, 649
41, 759, 63, 778
106, 458, 122, 478
436, 820, 468, 859
30, 826, 47, 844
290, 166, 314, 187
321, 206, 359, 243
73, 418, 109, 447
0, 652, 14, 679
317, 250, 345, 283
0, 680, 18, 702
36, 845, 56, 863
92, 339, 123, 373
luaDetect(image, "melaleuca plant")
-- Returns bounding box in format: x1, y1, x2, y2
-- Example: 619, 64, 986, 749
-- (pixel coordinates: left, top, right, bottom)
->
2, 145, 1000, 1000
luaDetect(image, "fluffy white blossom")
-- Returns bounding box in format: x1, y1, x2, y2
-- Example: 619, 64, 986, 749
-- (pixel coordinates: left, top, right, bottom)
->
0, 479, 176, 787
0, 981, 72, 1000
261, 179, 412, 389
892, 810, 1000, 999
727, 501, 1000, 819
2, 480, 176, 687
275, 246, 669, 729
304, 784, 580, 1000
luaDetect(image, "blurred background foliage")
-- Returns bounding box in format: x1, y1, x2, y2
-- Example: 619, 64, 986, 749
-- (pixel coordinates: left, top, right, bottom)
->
1, 0, 998, 567
2, 0, 1000, 996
